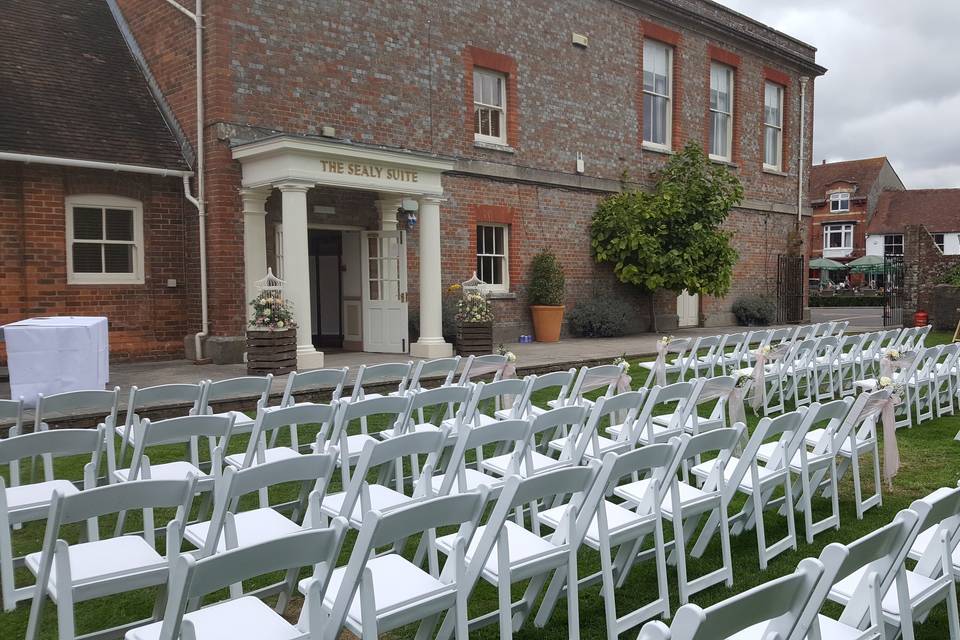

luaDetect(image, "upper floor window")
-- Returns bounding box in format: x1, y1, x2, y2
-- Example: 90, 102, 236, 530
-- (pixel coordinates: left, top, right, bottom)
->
933, 233, 945, 253
642, 40, 673, 149
823, 223, 853, 252
829, 192, 850, 213
66, 195, 144, 284
763, 82, 784, 171
709, 63, 734, 161
884, 234, 904, 256
474, 68, 506, 145
476, 224, 509, 291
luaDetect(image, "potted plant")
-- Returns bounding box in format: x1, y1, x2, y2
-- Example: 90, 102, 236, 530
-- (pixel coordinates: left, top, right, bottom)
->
454, 289, 494, 356
528, 249, 566, 342
246, 292, 297, 375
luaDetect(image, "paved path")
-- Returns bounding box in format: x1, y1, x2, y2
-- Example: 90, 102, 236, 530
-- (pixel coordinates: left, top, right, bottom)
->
810, 306, 885, 330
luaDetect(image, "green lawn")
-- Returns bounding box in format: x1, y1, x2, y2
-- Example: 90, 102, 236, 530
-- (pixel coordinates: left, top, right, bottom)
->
2, 331, 958, 640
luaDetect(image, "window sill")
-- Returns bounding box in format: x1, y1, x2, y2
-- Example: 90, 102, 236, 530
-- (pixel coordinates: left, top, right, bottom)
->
67, 278, 145, 286
485, 291, 517, 300
710, 157, 738, 169
473, 140, 515, 154
763, 167, 789, 177
641, 143, 673, 155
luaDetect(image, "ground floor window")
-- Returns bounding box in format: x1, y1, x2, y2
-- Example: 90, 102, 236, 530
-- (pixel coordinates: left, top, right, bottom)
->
884, 233, 903, 256
476, 224, 508, 290
823, 223, 853, 252
65, 195, 144, 284
933, 233, 945, 253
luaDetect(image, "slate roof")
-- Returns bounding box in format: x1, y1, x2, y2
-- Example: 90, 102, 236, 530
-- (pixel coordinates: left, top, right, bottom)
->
809, 157, 888, 200
0, 0, 189, 171
868, 189, 960, 235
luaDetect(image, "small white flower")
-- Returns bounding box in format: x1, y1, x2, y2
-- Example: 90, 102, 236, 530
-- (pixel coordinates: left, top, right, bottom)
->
505, 351, 517, 363
879, 376, 893, 387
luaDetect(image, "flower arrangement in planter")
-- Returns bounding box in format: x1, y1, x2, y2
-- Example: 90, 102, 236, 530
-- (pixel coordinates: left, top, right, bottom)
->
528, 249, 566, 342
246, 269, 298, 375
455, 289, 494, 356
249, 292, 296, 330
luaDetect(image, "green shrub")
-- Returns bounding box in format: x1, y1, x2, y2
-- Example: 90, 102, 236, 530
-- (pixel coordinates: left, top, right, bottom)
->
940, 264, 960, 286
567, 296, 634, 337
731, 295, 776, 326
528, 250, 565, 306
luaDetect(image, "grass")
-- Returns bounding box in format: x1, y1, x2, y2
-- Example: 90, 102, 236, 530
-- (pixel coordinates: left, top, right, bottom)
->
1, 330, 958, 640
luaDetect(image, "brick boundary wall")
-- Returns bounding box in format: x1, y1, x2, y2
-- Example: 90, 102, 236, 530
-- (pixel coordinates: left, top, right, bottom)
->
903, 224, 960, 326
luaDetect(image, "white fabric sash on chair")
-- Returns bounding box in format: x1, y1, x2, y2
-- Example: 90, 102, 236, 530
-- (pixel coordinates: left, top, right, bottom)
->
879, 350, 916, 379
579, 370, 632, 395
748, 343, 790, 413
860, 392, 902, 487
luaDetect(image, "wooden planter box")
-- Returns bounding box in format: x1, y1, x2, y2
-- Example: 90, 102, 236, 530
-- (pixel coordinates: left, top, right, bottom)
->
455, 321, 493, 357
247, 328, 297, 375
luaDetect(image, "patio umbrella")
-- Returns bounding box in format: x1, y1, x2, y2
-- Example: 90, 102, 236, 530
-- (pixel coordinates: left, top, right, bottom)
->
809, 257, 847, 270
847, 254, 886, 273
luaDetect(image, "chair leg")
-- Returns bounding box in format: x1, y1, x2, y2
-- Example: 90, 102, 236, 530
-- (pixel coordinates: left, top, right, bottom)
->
752, 489, 768, 570
598, 537, 619, 640
718, 500, 733, 587
567, 551, 580, 640
0, 523, 15, 612
672, 514, 690, 604
851, 452, 865, 520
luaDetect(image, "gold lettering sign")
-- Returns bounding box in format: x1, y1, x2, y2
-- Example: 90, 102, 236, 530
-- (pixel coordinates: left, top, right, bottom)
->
318, 160, 418, 183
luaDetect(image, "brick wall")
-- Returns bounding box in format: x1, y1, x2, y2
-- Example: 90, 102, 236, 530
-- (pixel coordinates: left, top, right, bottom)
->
904, 224, 960, 327
0, 161, 197, 363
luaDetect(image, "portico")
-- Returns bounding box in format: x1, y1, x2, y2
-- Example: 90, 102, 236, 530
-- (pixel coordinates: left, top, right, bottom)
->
232, 135, 456, 368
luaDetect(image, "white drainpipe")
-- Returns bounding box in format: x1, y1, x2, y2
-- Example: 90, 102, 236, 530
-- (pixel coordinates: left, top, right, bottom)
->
163, 0, 208, 361
797, 76, 809, 226
0, 152, 192, 178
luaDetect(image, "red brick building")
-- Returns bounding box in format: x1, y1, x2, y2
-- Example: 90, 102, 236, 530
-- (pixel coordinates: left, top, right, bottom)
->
2, 0, 825, 365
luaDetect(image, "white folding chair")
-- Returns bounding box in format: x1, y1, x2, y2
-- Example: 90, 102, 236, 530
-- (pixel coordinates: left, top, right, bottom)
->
931, 343, 960, 418
794, 511, 920, 640
784, 338, 819, 407
536, 440, 683, 640
279, 367, 348, 407
549, 390, 647, 462
550, 363, 628, 410
481, 405, 588, 479
311, 491, 488, 640
855, 331, 885, 379
433, 466, 600, 640
225, 402, 337, 473
201, 375, 273, 433
691, 410, 805, 569
497, 369, 577, 420
835, 334, 866, 397
347, 361, 413, 403
407, 356, 462, 392
453, 377, 531, 429
25, 477, 197, 640
320, 430, 446, 529
183, 453, 338, 610
906, 346, 941, 425
432, 419, 530, 498
0, 427, 104, 612
0, 399, 23, 438
34, 388, 120, 432
715, 332, 749, 376
809, 335, 840, 402
637, 558, 825, 640
640, 337, 694, 384
686, 335, 722, 378
652, 375, 736, 437
380, 385, 473, 440
609, 381, 696, 446
458, 353, 510, 384
127, 523, 348, 640
320, 395, 413, 484
116, 383, 205, 467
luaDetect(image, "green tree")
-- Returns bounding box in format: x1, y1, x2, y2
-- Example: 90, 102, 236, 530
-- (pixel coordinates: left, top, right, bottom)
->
591, 143, 743, 330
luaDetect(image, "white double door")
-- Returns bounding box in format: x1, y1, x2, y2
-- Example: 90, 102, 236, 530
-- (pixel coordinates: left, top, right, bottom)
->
677, 290, 700, 328
361, 230, 409, 353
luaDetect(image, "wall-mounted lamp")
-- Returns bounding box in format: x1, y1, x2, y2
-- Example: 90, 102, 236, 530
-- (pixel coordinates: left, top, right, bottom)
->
398, 198, 419, 230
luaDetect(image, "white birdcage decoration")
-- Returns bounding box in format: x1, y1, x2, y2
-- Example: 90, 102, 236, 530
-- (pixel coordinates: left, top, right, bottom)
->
249, 268, 296, 331
461, 271, 486, 294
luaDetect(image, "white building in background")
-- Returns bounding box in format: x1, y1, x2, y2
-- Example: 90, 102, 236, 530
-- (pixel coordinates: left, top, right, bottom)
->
866, 189, 960, 257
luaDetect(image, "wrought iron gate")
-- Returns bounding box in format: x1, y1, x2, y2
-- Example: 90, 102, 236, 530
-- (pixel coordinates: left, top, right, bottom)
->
883, 254, 904, 326
777, 254, 804, 324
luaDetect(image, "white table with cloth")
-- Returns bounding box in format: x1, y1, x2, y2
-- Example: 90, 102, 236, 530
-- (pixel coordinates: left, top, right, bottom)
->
2, 317, 109, 404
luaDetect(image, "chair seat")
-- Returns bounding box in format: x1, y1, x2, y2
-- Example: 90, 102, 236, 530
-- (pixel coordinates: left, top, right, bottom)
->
547, 433, 622, 459
26, 536, 165, 593
853, 379, 879, 391
113, 461, 208, 484
299, 553, 451, 630
480, 451, 564, 478
611, 421, 673, 445
209, 410, 255, 432
379, 423, 444, 439
727, 615, 865, 640
614, 478, 715, 518
183, 508, 301, 553
445, 413, 499, 430
436, 520, 563, 583
320, 484, 414, 526
651, 412, 723, 434
430, 468, 504, 495
804, 428, 873, 456
831, 567, 942, 616
494, 405, 545, 421
312, 433, 377, 461
690, 456, 782, 492
126, 595, 302, 640
223, 446, 300, 469
5, 479, 78, 513
538, 500, 649, 547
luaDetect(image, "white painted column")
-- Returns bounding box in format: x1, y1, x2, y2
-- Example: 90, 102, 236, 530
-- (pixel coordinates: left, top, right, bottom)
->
241, 188, 269, 321
411, 196, 452, 358
375, 197, 403, 231
277, 181, 324, 369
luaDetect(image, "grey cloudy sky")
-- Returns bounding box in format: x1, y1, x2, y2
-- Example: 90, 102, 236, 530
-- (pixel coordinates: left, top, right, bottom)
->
714, 0, 960, 188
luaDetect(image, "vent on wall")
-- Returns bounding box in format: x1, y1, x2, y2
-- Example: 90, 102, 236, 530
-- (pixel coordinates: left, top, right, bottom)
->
572, 33, 588, 48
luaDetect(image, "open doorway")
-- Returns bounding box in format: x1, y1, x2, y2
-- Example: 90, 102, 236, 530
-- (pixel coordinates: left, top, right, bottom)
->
308, 230, 343, 349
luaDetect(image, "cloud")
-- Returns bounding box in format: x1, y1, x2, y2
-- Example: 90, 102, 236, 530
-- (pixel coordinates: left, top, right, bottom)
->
714, 0, 960, 188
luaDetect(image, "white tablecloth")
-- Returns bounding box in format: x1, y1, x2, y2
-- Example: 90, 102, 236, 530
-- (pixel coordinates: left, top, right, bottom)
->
3, 317, 109, 404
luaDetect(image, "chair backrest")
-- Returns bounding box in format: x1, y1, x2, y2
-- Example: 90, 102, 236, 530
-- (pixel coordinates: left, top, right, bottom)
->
126, 414, 235, 480
35, 388, 119, 431
746, 329, 771, 351
281, 367, 348, 406
241, 402, 338, 465
891, 327, 915, 350
832, 320, 849, 336
722, 411, 803, 499
769, 327, 793, 344
0, 398, 23, 437
591, 438, 684, 517
0, 426, 105, 490
795, 508, 920, 637
409, 356, 461, 389
458, 353, 509, 383
471, 377, 531, 421
680, 426, 744, 492
790, 338, 819, 369
802, 397, 855, 455
127, 383, 204, 420
634, 381, 697, 444
915, 345, 942, 379
436, 418, 531, 495
692, 375, 736, 424
838, 333, 864, 356
858, 331, 884, 358
204, 375, 272, 407
349, 361, 413, 400
159, 522, 348, 640
662, 557, 824, 640
404, 384, 473, 430
526, 369, 577, 409
331, 394, 412, 441
909, 486, 960, 577
934, 344, 960, 378
566, 363, 626, 406
793, 325, 813, 341
912, 324, 931, 349
570, 390, 647, 460
200, 452, 339, 556
525, 405, 588, 465
691, 335, 722, 373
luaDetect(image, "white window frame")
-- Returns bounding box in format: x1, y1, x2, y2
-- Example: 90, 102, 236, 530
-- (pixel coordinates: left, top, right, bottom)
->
933, 233, 945, 253
65, 194, 144, 285
476, 223, 509, 292
823, 223, 854, 252
763, 82, 784, 171
829, 192, 850, 213
642, 40, 673, 151
473, 68, 507, 145
884, 234, 904, 256
709, 62, 734, 161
